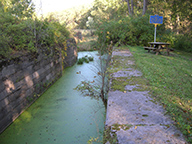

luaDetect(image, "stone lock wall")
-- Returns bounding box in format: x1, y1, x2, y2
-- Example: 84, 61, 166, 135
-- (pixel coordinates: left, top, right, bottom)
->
63, 38, 78, 68
0, 38, 77, 133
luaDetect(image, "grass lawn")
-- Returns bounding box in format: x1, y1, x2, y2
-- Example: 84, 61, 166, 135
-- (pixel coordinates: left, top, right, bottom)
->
127, 46, 192, 143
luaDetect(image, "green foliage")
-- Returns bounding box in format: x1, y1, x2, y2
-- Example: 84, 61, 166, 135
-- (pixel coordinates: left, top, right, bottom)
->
1, 0, 35, 19
0, 1, 70, 59
88, 56, 94, 61
3, 19, 36, 51
103, 126, 118, 144
77, 56, 94, 65
158, 32, 192, 52
77, 58, 84, 64
46, 16, 70, 48
45, 4, 92, 29
74, 0, 191, 53
167, 0, 192, 34
82, 57, 89, 63
74, 81, 100, 100
91, 0, 127, 23
0, 34, 11, 58
96, 15, 167, 47
173, 35, 192, 52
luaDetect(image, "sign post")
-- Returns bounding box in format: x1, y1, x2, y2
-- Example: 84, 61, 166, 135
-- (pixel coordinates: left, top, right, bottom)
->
149, 15, 163, 42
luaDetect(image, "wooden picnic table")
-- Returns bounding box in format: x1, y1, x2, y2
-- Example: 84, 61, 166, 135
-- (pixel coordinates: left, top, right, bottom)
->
144, 42, 171, 55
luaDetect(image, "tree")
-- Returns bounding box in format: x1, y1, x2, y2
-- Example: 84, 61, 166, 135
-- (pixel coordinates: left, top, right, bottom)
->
126, 0, 131, 15
1, 0, 35, 19
74, 49, 111, 109
74, 32, 112, 109
167, 0, 192, 35
125, 0, 134, 16
142, 0, 147, 15
125, 0, 149, 16
131, 0, 134, 15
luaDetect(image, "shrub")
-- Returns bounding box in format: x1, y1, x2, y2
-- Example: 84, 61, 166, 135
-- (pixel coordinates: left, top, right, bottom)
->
77, 58, 84, 64
82, 57, 89, 63
158, 31, 192, 52
0, 12, 70, 59
0, 35, 11, 58
96, 15, 168, 47
173, 35, 192, 52
77, 56, 94, 65
88, 56, 94, 61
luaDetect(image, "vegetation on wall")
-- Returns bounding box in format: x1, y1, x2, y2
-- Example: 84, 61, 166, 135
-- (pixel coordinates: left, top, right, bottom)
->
0, 0, 70, 59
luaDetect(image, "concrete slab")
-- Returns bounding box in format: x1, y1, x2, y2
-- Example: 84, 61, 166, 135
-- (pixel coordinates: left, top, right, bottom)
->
112, 50, 133, 57
113, 69, 142, 77
116, 125, 186, 144
105, 48, 187, 144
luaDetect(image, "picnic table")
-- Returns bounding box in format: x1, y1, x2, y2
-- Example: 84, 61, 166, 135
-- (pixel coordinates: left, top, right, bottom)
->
144, 42, 173, 55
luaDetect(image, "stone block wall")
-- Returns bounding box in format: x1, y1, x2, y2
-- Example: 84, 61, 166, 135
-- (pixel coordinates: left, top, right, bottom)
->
0, 38, 77, 133
63, 38, 78, 68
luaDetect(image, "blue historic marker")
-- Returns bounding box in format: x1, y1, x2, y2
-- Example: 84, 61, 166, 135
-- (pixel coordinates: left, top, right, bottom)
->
150, 15, 163, 42
150, 15, 163, 24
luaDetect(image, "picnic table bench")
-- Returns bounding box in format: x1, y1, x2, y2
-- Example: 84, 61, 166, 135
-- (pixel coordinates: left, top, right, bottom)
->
144, 42, 173, 55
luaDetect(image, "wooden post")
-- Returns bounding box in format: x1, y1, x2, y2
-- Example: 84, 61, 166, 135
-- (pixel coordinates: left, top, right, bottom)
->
166, 45, 170, 56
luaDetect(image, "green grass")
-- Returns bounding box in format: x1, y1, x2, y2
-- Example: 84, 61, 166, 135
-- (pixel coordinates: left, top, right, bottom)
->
128, 46, 192, 143
76, 32, 98, 51
77, 40, 97, 51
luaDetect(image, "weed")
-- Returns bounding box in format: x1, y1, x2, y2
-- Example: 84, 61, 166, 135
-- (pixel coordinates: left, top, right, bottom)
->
77, 56, 94, 65
103, 126, 118, 144
88, 56, 94, 61
77, 58, 84, 64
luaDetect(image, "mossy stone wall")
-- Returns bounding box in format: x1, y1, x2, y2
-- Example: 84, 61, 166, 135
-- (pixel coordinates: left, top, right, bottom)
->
0, 38, 77, 133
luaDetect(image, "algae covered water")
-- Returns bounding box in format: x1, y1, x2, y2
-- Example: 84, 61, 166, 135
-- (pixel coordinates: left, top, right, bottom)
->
0, 51, 105, 144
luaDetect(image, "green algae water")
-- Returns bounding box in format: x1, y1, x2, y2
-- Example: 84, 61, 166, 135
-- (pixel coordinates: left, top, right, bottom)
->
0, 51, 105, 144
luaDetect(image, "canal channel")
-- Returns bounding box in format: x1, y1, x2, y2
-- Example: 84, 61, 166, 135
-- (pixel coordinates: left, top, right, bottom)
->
0, 51, 105, 144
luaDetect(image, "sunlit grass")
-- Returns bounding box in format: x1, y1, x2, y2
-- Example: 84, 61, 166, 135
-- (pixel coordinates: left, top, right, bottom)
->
128, 46, 192, 143
77, 39, 97, 51
74, 29, 98, 51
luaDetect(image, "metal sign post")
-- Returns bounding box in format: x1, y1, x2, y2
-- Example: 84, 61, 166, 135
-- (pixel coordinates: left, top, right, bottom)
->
150, 15, 163, 42
154, 24, 157, 42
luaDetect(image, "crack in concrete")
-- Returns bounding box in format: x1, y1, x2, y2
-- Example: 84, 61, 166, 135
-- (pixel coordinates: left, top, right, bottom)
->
105, 48, 187, 144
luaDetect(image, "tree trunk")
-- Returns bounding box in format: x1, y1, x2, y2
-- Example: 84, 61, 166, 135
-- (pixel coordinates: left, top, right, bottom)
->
131, 0, 134, 15
142, 0, 148, 15
126, 0, 132, 16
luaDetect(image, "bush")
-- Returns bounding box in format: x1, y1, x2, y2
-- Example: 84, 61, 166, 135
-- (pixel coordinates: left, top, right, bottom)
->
88, 56, 94, 61
0, 12, 70, 59
82, 57, 89, 63
77, 56, 94, 65
96, 15, 168, 47
0, 35, 11, 58
158, 31, 192, 52
77, 58, 84, 64
173, 35, 192, 52
96, 14, 192, 53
